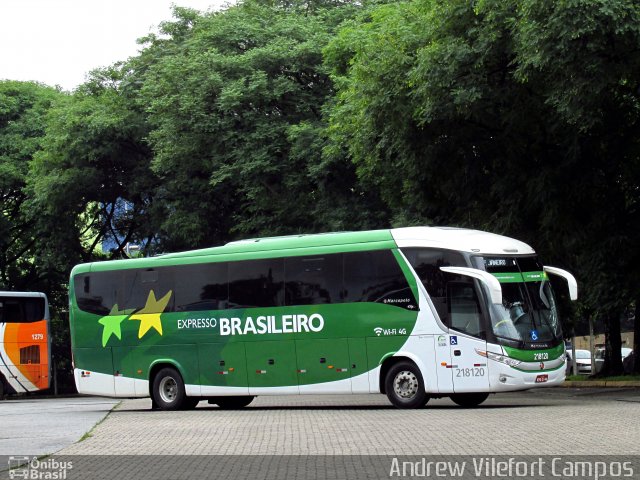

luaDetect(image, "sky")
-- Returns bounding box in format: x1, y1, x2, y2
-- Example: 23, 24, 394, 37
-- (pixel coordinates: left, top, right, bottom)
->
0, 0, 230, 91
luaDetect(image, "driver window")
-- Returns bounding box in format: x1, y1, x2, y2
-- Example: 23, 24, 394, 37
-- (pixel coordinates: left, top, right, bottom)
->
403, 248, 486, 338
448, 282, 484, 338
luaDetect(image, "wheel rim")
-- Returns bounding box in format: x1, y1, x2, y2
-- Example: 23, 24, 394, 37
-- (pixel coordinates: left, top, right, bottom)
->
159, 376, 178, 403
393, 370, 419, 399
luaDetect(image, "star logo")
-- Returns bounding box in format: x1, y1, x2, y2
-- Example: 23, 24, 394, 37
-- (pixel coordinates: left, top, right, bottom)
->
98, 304, 134, 347
129, 290, 172, 339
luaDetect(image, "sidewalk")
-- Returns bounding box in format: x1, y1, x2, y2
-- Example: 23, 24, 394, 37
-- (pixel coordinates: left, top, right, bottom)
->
561, 380, 640, 388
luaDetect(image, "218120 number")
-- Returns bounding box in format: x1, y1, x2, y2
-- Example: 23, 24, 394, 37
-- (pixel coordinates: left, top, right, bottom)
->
455, 367, 485, 377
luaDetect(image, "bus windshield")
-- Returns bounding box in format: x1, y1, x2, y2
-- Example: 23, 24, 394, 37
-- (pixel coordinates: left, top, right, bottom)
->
480, 256, 562, 344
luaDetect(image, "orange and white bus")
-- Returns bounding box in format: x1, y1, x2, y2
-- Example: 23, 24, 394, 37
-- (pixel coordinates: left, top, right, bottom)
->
0, 292, 50, 397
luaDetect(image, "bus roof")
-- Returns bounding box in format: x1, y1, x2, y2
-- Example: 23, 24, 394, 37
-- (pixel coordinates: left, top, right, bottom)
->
0, 291, 47, 299
70, 226, 535, 275
391, 227, 535, 256
162, 229, 394, 258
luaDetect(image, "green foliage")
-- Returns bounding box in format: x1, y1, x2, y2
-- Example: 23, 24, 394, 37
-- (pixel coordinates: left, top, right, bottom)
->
0, 81, 62, 290
514, 0, 640, 131
28, 65, 157, 266
325, 0, 640, 372
137, 0, 386, 249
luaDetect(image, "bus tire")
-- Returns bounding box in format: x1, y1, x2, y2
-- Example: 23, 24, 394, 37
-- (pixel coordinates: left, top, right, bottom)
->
450, 393, 489, 408
0, 379, 4, 400
152, 367, 188, 411
385, 361, 428, 409
213, 396, 255, 409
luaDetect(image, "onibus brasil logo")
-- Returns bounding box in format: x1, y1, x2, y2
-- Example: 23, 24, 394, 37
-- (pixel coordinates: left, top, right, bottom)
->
8, 457, 72, 479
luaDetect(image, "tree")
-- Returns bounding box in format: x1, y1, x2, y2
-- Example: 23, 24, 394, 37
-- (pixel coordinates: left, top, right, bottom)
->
325, 0, 640, 374
513, 0, 640, 375
0, 81, 62, 290
0, 81, 76, 392
136, 1, 387, 250
27, 65, 158, 270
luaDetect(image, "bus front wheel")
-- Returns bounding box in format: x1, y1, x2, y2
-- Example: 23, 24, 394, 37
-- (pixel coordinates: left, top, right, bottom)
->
152, 367, 190, 411
450, 393, 489, 408
385, 361, 428, 409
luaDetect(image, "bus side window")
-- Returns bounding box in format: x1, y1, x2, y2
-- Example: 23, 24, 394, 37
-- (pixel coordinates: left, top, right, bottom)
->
23, 298, 45, 322
285, 254, 342, 306
2, 300, 24, 323
343, 250, 416, 309
0, 298, 42, 323
121, 268, 175, 313
74, 272, 120, 315
402, 248, 468, 328
175, 262, 228, 312
229, 258, 285, 308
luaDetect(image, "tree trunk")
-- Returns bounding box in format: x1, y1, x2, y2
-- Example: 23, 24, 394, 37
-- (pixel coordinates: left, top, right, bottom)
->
633, 299, 640, 374
601, 310, 624, 376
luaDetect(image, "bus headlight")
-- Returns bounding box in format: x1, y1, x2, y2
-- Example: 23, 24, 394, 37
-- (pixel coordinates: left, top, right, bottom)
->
475, 349, 522, 368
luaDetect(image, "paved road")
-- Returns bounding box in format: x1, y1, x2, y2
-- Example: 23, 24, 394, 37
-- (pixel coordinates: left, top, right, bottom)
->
59, 388, 640, 456
0, 397, 117, 457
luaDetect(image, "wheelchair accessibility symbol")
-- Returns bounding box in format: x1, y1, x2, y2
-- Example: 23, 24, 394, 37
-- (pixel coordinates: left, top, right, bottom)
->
530, 330, 539, 341
450, 335, 458, 346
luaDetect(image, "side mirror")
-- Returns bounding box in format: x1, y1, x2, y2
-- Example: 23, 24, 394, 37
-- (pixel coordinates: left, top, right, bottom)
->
543, 266, 578, 301
439, 266, 503, 305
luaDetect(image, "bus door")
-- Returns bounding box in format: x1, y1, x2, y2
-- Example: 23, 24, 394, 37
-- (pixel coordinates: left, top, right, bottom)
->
433, 332, 454, 392
447, 282, 490, 392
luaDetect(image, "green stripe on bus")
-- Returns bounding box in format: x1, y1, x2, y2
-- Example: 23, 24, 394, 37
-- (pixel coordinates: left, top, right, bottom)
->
491, 271, 548, 283
491, 272, 524, 283
503, 344, 564, 362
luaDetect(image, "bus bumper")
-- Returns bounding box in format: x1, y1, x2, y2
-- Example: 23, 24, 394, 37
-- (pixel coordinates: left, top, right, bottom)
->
490, 362, 566, 392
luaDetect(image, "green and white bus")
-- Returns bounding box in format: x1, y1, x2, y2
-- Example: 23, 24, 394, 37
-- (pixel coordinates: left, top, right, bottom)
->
69, 227, 577, 410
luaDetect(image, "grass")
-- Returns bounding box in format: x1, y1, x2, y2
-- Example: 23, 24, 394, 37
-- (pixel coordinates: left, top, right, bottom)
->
566, 374, 640, 382
78, 400, 121, 442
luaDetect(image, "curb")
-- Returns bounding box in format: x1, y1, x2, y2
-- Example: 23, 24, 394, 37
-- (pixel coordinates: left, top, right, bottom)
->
561, 381, 640, 388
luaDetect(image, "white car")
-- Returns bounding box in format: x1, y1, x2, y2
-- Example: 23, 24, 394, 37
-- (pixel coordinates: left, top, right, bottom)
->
594, 347, 633, 374
566, 349, 592, 374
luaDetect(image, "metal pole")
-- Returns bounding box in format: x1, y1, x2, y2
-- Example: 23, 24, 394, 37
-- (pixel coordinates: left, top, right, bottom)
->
589, 316, 595, 376
571, 333, 577, 376
53, 355, 58, 396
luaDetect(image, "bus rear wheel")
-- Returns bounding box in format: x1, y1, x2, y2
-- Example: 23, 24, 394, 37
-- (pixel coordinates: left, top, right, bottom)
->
450, 393, 489, 408
210, 396, 255, 409
152, 367, 190, 411
385, 361, 428, 409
